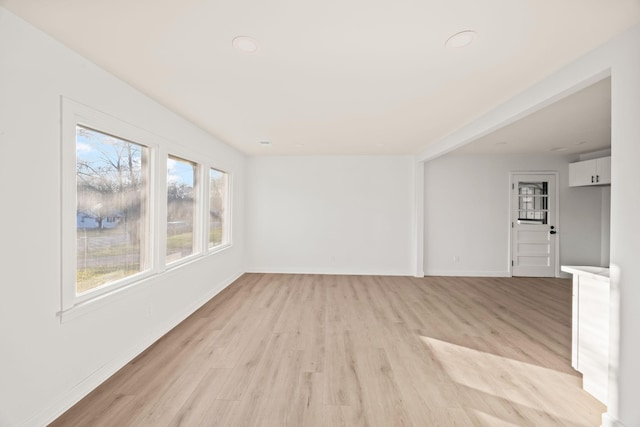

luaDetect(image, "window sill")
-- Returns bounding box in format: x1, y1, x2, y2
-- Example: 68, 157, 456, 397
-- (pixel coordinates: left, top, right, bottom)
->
57, 273, 156, 323
208, 242, 232, 255
57, 244, 233, 324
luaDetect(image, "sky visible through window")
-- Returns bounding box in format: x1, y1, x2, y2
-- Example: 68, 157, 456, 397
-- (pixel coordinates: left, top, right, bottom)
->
77, 127, 194, 186
167, 157, 195, 187
75, 125, 147, 294
77, 127, 140, 171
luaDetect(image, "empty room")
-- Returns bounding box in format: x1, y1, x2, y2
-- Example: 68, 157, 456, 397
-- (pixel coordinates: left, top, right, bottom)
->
1, 1, 640, 426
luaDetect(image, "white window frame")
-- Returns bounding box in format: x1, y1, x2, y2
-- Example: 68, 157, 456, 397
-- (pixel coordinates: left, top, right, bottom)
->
60, 98, 160, 318
60, 98, 235, 322
207, 167, 233, 252
165, 153, 203, 267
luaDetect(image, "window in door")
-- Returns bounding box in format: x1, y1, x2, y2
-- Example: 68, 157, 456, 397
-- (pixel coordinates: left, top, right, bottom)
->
517, 181, 548, 224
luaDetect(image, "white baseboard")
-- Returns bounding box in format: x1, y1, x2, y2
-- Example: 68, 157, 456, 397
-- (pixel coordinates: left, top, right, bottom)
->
601, 413, 626, 427
24, 271, 243, 427
246, 267, 413, 276
423, 270, 511, 277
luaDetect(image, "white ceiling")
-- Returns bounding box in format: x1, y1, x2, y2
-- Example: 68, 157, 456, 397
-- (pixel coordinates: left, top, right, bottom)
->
2, 0, 638, 156
454, 77, 611, 156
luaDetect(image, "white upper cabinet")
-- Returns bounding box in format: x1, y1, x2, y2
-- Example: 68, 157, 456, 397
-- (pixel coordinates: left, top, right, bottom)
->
569, 156, 611, 187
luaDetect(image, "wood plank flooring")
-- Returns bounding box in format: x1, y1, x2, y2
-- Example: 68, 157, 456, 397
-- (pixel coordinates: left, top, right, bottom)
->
50, 274, 606, 426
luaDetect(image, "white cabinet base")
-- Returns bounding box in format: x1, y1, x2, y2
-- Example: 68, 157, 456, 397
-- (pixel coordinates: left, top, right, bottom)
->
562, 265, 610, 404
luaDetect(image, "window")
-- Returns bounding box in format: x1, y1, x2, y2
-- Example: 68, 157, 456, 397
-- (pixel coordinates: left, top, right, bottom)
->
517, 181, 548, 224
167, 156, 199, 263
209, 168, 230, 249
61, 98, 233, 318
75, 126, 150, 294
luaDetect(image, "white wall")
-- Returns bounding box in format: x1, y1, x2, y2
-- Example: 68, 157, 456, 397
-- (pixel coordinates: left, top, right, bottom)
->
246, 156, 414, 275
423, 154, 607, 276
0, 8, 245, 427
580, 150, 612, 266
2, 3, 638, 426
608, 24, 640, 427
417, 23, 640, 427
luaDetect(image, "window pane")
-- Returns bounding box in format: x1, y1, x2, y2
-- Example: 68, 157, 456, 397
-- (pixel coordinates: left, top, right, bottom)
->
518, 181, 548, 196
517, 181, 549, 224
167, 156, 197, 263
517, 210, 548, 224
76, 126, 149, 294
209, 168, 229, 248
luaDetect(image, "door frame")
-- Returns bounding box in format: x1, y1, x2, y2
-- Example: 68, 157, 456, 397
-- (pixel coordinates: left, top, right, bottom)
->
508, 171, 560, 278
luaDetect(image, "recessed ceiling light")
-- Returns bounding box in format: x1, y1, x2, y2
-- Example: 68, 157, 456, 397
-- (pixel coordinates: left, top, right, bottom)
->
259, 140, 271, 146
445, 30, 477, 49
232, 36, 258, 53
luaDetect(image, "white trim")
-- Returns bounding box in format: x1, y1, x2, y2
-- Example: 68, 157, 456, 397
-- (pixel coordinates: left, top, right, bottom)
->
165, 250, 205, 270
61, 97, 162, 314
28, 270, 243, 427
245, 268, 413, 276
208, 242, 233, 255
201, 162, 210, 255
601, 413, 626, 427
59, 97, 236, 321
423, 270, 511, 277
165, 153, 204, 265
155, 146, 168, 274
59, 241, 235, 323
413, 159, 425, 277
417, 68, 611, 163
58, 272, 159, 323
207, 167, 232, 251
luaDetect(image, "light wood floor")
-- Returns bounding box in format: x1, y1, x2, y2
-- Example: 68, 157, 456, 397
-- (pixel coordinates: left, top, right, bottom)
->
51, 274, 605, 426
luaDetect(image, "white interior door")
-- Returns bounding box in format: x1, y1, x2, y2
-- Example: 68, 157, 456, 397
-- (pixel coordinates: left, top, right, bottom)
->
511, 173, 558, 277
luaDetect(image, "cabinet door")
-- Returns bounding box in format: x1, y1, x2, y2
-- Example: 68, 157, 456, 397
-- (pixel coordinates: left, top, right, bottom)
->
569, 159, 596, 187
577, 275, 609, 404
595, 156, 611, 185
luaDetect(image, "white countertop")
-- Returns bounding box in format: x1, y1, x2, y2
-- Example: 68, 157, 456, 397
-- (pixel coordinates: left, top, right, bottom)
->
561, 265, 610, 281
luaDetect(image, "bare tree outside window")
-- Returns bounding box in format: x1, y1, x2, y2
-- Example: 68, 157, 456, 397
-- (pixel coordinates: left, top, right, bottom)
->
76, 126, 149, 293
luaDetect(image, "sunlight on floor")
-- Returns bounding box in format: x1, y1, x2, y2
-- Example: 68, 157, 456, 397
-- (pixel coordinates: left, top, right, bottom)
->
420, 335, 604, 426
471, 410, 524, 427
